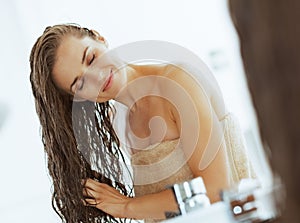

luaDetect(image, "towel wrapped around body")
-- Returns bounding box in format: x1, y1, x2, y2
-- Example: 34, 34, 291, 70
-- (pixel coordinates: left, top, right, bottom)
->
130, 113, 255, 223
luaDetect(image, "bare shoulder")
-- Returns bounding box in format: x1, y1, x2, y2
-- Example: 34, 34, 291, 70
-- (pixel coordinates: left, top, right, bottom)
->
161, 62, 226, 117
161, 63, 212, 97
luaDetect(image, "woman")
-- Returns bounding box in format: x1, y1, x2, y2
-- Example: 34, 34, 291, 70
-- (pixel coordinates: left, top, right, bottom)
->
30, 24, 253, 222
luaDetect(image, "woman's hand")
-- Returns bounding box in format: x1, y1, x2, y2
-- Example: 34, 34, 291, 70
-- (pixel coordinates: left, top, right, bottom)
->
83, 178, 179, 220
82, 178, 131, 218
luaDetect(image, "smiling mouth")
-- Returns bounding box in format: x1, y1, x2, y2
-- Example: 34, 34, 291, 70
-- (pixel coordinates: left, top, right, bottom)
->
102, 69, 113, 92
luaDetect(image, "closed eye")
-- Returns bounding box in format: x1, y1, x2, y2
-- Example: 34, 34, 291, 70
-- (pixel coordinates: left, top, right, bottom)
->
89, 54, 95, 65
70, 75, 85, 93
75, 77, 85, 92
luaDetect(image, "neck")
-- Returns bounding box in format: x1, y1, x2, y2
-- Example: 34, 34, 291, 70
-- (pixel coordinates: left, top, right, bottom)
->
114, 64, 159, 110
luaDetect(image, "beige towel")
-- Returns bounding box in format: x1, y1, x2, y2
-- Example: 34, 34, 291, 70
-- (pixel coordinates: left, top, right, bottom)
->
130, 113, 255, 222
221, 113, 256, 185
131, 139, 193, 223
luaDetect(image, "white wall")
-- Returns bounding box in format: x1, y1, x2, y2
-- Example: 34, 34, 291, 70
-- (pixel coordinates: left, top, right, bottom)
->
0, 0, 271, 222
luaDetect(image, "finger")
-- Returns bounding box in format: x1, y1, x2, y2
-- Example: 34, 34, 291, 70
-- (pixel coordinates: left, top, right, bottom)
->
84, 187, 104, 200
83, 187, 94, 197
83, 179, 121, 199
84, 198, 100, 207
84, 178, 112, 188
83, 178, 101, 191
81, 179, 87, 186
81, 198, 89, 206
84, 179, 114, 192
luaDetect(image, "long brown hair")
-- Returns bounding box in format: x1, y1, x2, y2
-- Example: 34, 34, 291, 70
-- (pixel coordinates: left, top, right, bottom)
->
29, 24, 132, 222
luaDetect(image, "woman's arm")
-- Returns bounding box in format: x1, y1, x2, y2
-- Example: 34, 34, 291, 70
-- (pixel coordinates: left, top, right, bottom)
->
166, 66, 231, 203
126, 189, 178, 219
83, 178, 178, 219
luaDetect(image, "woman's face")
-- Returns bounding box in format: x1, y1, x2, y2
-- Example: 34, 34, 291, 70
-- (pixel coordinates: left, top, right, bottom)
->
52, 35, 125, 102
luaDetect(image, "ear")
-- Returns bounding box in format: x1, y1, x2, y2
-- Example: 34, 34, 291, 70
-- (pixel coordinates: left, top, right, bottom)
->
91, 29, 109, 47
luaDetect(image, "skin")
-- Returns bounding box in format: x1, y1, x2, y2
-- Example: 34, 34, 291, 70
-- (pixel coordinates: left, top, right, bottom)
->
52, 34, 231, 220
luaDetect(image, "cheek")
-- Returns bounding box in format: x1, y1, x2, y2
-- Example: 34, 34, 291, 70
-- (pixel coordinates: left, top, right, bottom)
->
80, 86, 101, 101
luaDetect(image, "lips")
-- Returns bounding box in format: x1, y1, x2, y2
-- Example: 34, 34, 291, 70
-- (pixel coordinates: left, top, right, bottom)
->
102, 69, 113, 92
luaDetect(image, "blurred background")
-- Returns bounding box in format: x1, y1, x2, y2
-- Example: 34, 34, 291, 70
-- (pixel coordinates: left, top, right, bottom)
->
0, 0, 272, 222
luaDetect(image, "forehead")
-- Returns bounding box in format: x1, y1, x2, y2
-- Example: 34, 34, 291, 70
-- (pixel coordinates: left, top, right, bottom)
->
52, 36, 93, 93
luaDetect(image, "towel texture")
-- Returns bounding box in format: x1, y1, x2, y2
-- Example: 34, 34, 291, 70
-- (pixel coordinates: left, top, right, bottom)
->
130, 113, 254, 222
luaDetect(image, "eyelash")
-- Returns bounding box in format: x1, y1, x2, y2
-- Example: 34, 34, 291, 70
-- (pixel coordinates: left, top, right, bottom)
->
77, 77, 84, 91
89, 53, 95, 65
75, 50, 94, 92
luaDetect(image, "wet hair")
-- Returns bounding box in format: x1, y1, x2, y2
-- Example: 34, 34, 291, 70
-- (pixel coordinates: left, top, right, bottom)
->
29, 24, 132, 222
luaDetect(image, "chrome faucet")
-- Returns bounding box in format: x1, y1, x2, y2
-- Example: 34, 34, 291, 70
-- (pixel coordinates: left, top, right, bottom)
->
172, 177, 211, 216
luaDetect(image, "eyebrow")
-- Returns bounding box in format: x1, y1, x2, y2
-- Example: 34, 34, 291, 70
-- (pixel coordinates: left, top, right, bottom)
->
70, 46, 89, 93
82, 46, 89, 64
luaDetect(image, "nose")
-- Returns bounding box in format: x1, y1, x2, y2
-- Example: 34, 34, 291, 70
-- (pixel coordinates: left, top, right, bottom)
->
83, 57, 108, 83
83, 65, 106, 83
